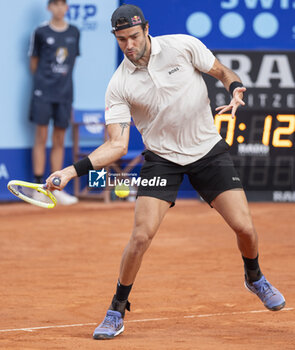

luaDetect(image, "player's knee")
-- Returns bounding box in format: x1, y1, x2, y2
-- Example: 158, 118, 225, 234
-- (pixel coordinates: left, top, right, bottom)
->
130, 231, 152, 255
234, 222, 255, 238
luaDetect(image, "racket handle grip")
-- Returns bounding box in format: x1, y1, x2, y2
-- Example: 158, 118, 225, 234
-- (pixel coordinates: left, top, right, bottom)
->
52, 177, 61, 186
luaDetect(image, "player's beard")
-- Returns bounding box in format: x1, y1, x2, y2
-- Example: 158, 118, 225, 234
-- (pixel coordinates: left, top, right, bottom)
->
126, 40, 147, 65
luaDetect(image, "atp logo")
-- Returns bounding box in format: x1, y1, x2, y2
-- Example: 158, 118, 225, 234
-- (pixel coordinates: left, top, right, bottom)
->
89, 169, 107, 188
66, 3, 97, 31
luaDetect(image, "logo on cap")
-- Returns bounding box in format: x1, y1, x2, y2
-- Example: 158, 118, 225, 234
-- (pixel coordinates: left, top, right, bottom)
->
131, 16, 142, 25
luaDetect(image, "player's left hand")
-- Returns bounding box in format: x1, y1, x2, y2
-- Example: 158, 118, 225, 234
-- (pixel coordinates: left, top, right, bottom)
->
215, 86, 246, 119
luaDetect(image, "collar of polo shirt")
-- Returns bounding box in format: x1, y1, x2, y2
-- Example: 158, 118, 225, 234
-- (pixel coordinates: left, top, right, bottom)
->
124, 35, 161, 73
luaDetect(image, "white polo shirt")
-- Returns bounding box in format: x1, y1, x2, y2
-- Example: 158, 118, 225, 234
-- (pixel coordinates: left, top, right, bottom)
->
105, 34, 222, 166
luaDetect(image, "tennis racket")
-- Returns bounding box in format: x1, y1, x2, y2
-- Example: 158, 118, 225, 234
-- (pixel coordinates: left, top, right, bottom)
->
7, 178, 61, 209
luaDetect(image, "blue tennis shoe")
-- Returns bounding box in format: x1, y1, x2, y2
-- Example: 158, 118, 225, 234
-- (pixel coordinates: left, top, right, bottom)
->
93, 310, 124, 340
245, 275, 285, 311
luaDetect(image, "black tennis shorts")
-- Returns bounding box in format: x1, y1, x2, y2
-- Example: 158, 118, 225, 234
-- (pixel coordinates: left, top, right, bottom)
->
137, 139, 243, 207
29, 97, 72, 128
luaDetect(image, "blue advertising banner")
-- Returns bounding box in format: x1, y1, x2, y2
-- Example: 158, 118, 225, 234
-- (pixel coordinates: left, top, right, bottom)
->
122, 0, 295, 49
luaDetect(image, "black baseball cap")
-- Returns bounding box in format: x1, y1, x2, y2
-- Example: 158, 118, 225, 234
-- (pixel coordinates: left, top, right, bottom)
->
111, 4, 146, 32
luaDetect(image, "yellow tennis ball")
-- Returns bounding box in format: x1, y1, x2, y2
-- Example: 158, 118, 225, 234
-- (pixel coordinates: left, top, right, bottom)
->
115, 184, 130, 198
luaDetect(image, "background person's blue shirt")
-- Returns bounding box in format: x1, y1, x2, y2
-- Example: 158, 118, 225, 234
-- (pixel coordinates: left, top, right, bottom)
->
29, 23, 80, 103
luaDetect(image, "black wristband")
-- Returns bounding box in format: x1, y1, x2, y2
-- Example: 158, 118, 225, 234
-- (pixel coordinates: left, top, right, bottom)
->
73, 157, 94, 177
229, 81, 244, 96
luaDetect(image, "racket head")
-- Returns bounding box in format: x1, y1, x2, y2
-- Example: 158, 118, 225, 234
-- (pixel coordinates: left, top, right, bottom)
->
7, 180, 57, 209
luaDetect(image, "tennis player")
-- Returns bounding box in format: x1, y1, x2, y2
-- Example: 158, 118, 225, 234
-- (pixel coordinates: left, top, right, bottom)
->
47, 4, 286, 340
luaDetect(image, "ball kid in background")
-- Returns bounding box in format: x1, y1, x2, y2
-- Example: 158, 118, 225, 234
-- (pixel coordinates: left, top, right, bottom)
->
29, 0, 79, 205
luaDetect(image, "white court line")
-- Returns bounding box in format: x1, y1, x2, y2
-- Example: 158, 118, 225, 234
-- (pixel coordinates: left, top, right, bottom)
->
0, 323, 97, 333
0, 308, 293, 333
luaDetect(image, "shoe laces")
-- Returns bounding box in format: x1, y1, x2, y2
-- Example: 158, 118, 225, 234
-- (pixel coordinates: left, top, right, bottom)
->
256, 280, 276, 301
101, 313, 120, 329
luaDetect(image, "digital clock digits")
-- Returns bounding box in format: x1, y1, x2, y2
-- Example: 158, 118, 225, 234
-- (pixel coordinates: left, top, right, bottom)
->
214, 111, 295, 201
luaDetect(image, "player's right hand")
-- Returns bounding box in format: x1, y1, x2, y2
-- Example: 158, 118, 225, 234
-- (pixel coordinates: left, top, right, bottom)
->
46, 165, 76, 191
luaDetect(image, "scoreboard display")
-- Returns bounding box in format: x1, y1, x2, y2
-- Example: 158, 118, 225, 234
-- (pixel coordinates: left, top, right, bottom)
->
214, 112, 295, 201
205, 51, 295, 202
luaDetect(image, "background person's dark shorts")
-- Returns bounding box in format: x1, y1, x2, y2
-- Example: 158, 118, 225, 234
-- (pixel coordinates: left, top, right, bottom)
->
29, 97, 72, 128
137, 139, 243, 207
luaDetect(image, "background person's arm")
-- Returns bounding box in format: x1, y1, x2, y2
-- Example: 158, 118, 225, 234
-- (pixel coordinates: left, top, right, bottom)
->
30, 56, 39, 74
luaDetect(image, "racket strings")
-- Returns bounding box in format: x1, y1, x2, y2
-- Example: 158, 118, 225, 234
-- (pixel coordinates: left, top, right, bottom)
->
12, 185, 53, 204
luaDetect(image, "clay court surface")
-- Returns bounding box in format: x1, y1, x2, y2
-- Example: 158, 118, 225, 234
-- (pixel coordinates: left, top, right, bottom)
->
0, 199, 294, 349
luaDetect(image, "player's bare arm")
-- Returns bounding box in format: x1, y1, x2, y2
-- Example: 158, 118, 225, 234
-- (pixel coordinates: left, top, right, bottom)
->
89, 122, 130, 166
207, 58, 246, 118
46, 122, 130, 190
